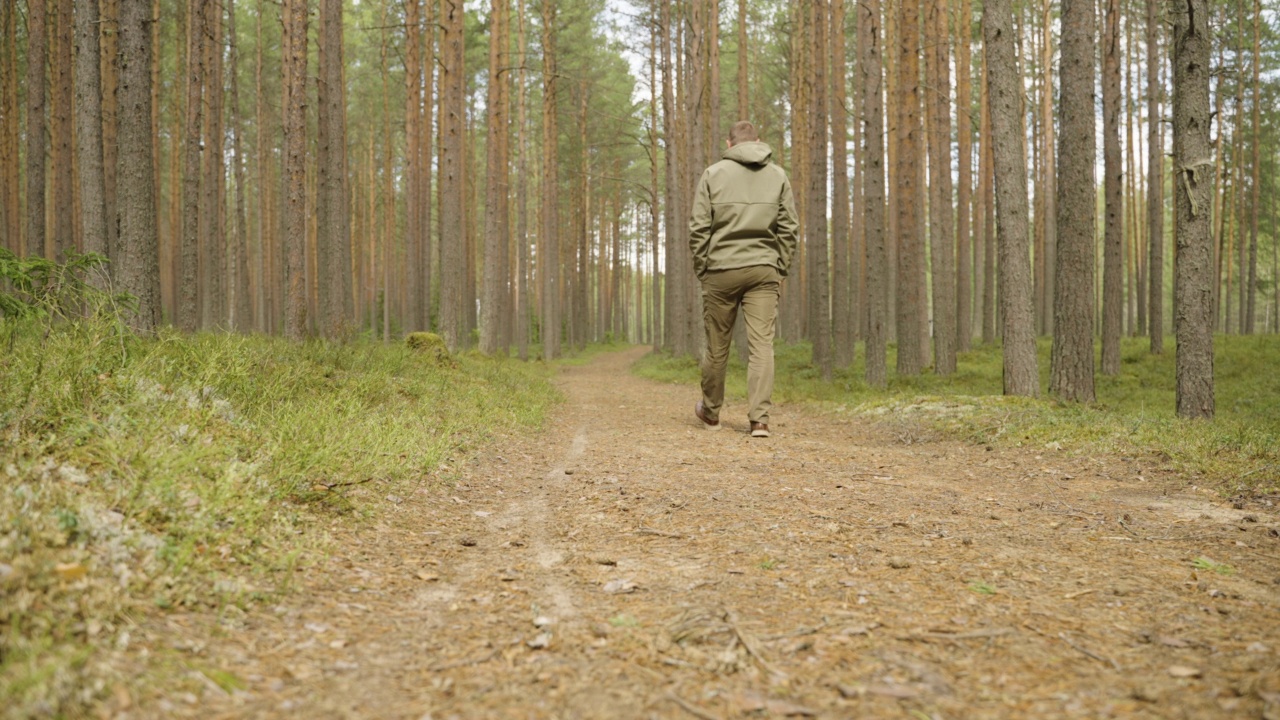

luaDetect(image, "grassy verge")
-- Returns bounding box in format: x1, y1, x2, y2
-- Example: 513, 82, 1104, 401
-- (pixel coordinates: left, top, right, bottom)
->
633, 335, 1280, 498
0, 317, 558, 717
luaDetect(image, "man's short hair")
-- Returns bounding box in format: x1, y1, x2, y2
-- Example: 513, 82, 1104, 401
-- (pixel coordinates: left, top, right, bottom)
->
729, 120, 759, 145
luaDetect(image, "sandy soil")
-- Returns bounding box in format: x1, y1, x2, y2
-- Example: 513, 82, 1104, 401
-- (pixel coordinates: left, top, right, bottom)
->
129, 347, 1280, 719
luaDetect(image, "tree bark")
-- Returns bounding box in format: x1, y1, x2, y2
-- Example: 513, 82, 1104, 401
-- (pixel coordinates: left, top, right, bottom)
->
403, 0, 422, 332
807, 0, 831, 379
51, 0, 74, 262
1245, 0, 1260, 334
1171, 0, 1213, 419
228, 0, 252, 330
1101, 0, 1122, 375
318, 0, 350, 338
1147, 0, 1164, 353
178, 0, 205, 331
281, 0, 307, 340
1050, 0, 1096, 403
925, 0, 956, 375
539, 0, 560, 358
1039, 0, 1056, 338
1, 0, 18, 256
860, 0, 888, 388
895, 0, 925, 376
515, 0, 530, 359
955, 0, 973, 352
439, 0, 466, 349
75, 0, 107, 269
481, 0, 510, 354
831, 0, 852, 368
202, 0, 225, 327
26, 0, 48, 259
116, 0, 160, 332
985, 0, 1037, 396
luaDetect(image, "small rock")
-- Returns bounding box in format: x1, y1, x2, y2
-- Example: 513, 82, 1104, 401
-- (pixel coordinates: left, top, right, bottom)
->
1167, 665, 1202, 679
887, 557, 911, 569
527, 633, 551, 649
1247, 642, 1270, 653
592, 556, 617, 566
458, 537, 477, 547
385, 494, 403, 504
564, 469, 575, 476
533, 616, 553, 628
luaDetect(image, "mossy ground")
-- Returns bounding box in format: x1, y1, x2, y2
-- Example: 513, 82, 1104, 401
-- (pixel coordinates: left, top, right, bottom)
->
0, 319, 559, 718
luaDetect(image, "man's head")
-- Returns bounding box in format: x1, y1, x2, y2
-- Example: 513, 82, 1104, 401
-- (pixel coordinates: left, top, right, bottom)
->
727, 120, 759, 147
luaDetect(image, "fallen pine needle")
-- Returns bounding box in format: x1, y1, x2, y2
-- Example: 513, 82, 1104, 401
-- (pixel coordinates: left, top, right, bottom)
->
667, 692, 722, 720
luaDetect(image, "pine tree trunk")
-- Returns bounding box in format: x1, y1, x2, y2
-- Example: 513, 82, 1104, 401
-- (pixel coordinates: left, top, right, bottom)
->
831, 0, 852, 368
1245, 0, 1260, 334
515, 0, 530, 359
179, 0, 205, 331
1039, 0, 1056, 337
0, 1, 16, 255
926, 0, 956, 375
1147, 0, 1164, 352
202, 1, 225, 327
116, 0, 160, 332
737, 0, 748, 118
317, 0, 350, 338
51, 0, 74, 262
403, 0, 421, 332
422, 0, 435, 331
895, 0, 925, 376
27, 0, 48, 259
979, 55, 996, 345
955, 0, 973, 353
807, 0, 831, 379
481, 0, 509, 354
1101, 0, 1123, 375
439, 0, 466, 349
1171, 0, 1213, 418
281, 0, 308, 340
539, 0, 560, 359
985, 0, 1037, 396
74, 0, 107, 268
860, 0, 888, 388
228, 0, 252, 331
1050, 0, 1097, 403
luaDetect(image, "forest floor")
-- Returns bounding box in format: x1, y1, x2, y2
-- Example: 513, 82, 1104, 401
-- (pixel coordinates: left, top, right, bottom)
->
126, 347, 1279, 719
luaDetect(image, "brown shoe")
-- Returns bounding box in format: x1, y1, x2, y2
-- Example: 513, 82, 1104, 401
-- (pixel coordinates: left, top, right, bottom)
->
694, 401, 721, 431
750, 421, 770, 438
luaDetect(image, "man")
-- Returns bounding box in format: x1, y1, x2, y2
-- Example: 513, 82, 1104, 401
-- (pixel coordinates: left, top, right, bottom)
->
689, 120, 799, 438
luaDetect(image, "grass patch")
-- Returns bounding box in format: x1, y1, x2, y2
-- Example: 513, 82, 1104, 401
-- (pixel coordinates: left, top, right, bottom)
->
632, 335, 1280, 497
0, 312, 558, 717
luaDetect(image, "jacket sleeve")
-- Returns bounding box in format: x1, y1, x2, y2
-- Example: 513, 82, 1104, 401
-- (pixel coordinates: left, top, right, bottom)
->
775, 175, 799, 277
688, 170, 713, 279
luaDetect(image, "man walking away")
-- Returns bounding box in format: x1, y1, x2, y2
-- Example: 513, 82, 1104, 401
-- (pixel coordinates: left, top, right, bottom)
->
690, 120, 799, 438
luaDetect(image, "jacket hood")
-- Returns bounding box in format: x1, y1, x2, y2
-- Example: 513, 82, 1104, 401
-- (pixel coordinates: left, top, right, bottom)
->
722, 141, 773, 166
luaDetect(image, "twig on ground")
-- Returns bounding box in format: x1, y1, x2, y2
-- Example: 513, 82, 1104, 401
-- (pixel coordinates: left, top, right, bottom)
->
427, 648, 501, 672
898, 627, 1016, 643
839, 474, 906, 488
726, 611, 787, 678
760, 621, 827, 642
667, 692, 722, 720
636, 527, 685, 539
1058, 632, 1120, 670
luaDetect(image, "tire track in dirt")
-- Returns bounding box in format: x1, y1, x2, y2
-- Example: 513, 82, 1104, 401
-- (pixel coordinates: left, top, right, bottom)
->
147, 347, 1279, 720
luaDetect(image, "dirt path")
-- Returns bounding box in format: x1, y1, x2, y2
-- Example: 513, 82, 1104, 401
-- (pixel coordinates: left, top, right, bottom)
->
148, 348, 1278, 719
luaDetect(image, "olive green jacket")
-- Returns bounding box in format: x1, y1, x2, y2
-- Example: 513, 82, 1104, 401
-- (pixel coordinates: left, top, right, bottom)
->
688, 141, 799, 280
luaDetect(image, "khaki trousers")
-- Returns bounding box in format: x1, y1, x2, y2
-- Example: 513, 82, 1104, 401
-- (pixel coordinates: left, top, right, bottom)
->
699, 265, 781, 425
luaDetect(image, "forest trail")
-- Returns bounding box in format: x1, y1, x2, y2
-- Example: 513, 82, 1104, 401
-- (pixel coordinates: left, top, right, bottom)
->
156, 348, 1277, 719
